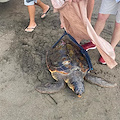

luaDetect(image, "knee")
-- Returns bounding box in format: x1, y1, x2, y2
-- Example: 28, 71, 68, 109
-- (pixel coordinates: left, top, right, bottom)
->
97, 13, 108, 22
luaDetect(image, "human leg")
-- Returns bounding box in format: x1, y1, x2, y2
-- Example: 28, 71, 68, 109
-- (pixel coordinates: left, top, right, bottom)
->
82, 0, 113, 50
82, 0, 117, 49
82, 13, 110, 64
99, 22, 120, 64
82, 0, 119, 65
82, 13, 109, 50
24, 0, 37, 32
111, 22, 120, 48
87, 0, 94, 22
111, 2, 120, 48
79, 0, 95, 50
27, 5, 36, 27
25, 5, 37, 32
94, 13, 110, 64
99, 1, 120, 64
94, 13, 110, 35
35, 0, 50, 18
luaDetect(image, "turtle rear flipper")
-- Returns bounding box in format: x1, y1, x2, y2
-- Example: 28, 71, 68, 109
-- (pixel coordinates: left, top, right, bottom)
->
35, 80, 66, 94
85, 73, 117, 88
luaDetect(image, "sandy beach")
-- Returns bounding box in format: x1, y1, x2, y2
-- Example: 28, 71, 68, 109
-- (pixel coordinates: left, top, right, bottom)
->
0, 0, 120, 120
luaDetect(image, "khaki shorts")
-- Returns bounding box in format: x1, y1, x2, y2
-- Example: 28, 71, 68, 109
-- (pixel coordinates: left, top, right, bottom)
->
99, 0, 120, 23
24, 0, 37, 6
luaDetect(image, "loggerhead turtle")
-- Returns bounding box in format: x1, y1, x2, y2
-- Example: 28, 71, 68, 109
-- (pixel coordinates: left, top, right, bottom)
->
36, 37, 117, 97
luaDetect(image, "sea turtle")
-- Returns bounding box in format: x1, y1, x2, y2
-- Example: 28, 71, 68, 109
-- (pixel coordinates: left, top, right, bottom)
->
36, 37, 117, 97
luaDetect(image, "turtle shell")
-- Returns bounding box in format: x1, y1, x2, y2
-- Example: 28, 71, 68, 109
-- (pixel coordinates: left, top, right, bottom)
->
46, 37, 89, 74
36, 37, 117, 97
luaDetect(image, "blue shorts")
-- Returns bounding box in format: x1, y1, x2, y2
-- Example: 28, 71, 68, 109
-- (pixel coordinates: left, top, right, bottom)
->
24, 0, 37, 6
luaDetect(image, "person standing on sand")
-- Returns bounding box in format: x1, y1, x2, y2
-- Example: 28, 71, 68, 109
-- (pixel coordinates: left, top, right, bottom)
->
24, 0, 50, 32
82, 0, 120, 64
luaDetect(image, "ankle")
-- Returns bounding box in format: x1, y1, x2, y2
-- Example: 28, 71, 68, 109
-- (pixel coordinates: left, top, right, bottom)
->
27, 22, 36, 28
42, 5, 49, 13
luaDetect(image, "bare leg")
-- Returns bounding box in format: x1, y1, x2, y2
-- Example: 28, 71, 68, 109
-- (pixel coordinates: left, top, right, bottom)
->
81, 13, 109, 51
25, 5, 37, 32
35, 0, 49, 18
94, 13, 113, 64
94, 14, 120, 48
111, 22, 120, 49
94, 13, 110, 35
87, 0, 94, 22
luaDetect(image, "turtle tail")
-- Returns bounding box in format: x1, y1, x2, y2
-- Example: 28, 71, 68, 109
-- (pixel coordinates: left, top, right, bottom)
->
35, 80, 66, 94
85, 73, 117, 88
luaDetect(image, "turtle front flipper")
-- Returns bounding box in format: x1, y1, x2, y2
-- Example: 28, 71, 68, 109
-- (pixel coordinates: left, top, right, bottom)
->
85, 73, 117, 87
35, 80, 66, 94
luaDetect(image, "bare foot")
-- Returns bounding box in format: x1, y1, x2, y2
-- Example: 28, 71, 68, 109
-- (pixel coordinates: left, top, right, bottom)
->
41, 5, 50, 19
25, 23, 37, 32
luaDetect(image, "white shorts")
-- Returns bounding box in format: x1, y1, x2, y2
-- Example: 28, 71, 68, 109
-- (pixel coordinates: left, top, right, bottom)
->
24, 0, 37, 6
99, 0, 120, 23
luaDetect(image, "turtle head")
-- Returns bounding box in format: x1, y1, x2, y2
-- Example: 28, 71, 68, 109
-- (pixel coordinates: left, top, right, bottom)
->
72, 81, 84, 97
65, 77, 85, 97
65, 70, 85, 97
